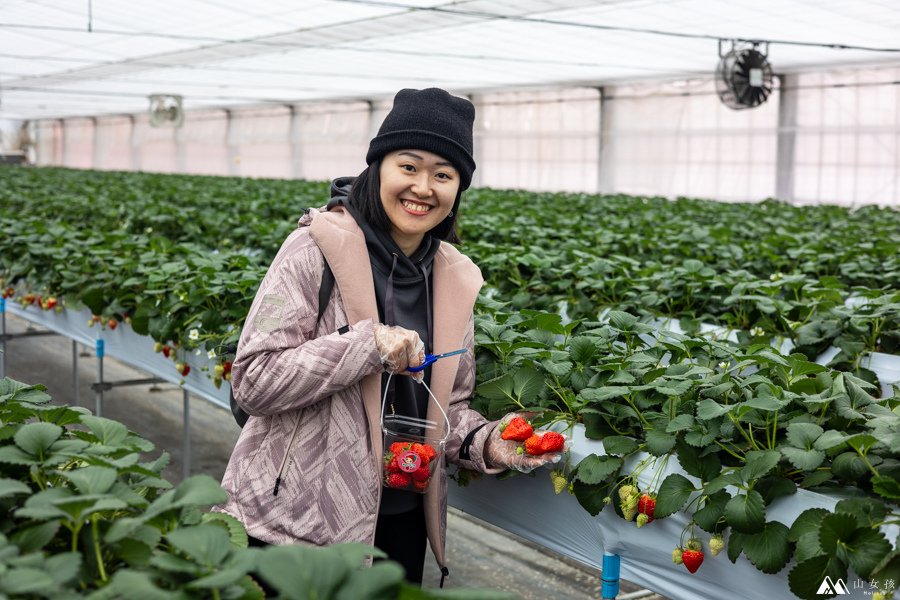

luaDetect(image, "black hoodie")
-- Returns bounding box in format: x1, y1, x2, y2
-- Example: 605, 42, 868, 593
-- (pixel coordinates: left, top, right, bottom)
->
329, 177, 440, 514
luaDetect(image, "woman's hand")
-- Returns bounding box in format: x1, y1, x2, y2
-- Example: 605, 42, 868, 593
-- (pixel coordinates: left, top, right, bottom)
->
484, 413, 564, 473
373, 323, 425, 378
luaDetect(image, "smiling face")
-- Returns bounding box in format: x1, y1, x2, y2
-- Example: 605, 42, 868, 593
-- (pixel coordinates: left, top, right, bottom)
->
379, 149, 460, 256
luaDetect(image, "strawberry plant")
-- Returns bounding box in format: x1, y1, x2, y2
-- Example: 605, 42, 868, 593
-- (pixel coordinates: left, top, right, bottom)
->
0, 376, 513, 599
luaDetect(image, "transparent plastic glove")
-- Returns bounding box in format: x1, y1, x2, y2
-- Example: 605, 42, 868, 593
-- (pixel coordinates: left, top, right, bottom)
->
484, 413, 565, 473
373, 323, 425, 379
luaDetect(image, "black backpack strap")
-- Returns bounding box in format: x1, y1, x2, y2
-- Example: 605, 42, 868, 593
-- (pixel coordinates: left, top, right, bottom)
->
317, 259, 334, 328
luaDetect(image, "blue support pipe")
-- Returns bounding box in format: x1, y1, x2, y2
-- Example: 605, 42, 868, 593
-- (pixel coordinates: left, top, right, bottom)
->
95, 339, 104, 416
601, 552, 620, 599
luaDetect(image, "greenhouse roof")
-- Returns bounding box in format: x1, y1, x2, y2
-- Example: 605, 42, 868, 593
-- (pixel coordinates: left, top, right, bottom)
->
2, 0, 899, 120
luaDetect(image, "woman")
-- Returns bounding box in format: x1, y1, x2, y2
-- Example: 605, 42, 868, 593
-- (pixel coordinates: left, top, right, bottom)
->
216, 88, 561, 586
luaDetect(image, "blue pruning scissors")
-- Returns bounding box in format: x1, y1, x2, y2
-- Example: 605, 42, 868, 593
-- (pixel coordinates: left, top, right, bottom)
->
407, 348, 467, 373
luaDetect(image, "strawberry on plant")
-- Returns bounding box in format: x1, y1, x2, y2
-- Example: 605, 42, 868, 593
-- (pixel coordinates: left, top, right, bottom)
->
637, 493, 656, 522
223, 361, 232, 374
709, 534, 724, 556
618, 484, 637, 501
154, 342, 164, 353
162, 345, 172, 358
636, 513, 650, 528
672, 547, 683, 564
682, 540, 704, 573
621, 493, 639, 522
550, 469, 567, 495
214, 364, 225, 377
45, 297, 57, 310
500, 416, 533, 442
107, 318, 118, 330
175, 362, 191, 377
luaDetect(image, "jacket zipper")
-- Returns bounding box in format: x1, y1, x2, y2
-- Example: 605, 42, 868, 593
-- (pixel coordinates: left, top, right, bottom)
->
273, 416, 302, 496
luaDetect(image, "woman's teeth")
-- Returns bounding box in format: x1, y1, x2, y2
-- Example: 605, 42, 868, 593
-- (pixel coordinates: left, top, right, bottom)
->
402, 200, 432, 213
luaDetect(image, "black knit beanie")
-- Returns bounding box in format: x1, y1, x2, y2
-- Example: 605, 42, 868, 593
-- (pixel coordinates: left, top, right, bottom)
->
366, 88, 476, 190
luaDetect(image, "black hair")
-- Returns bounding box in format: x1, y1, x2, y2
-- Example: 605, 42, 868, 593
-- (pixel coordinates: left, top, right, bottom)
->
348, 158, 462, 245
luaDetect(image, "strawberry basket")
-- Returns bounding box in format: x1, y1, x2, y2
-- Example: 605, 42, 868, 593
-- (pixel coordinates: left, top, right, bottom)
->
381, 375, 451, 494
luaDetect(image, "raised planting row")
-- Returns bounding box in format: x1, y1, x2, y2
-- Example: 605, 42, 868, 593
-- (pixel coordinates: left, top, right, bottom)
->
1, 167, 898, 377
468, 306, 899, 599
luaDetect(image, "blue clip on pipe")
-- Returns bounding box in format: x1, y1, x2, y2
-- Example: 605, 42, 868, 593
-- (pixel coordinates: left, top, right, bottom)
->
601, 552, 621, 599
0, 297, 5, 313
95, 339, 105, 359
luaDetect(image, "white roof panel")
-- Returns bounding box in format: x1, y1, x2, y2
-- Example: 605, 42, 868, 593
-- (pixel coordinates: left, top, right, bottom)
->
2, 0, 899, 119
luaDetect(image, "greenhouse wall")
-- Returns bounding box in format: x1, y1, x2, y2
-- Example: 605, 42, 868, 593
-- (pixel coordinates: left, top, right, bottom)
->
27, 64, 900, 208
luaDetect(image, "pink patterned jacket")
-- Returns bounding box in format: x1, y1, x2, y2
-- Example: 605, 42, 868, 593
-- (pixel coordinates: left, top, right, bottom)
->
214, 205, 503, 573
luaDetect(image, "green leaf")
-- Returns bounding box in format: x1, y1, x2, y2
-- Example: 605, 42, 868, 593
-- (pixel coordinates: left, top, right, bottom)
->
788, 555, 848, 600
0, 478, 31, 498
813, 430, 847, 452
652, 473, 695, 519
800, 470, 833, 489
55, 466, 118, 495
674, 440, 721, 482
79, 415, 128, 446
512, 367, 545, 405
725, 490, 766, 533
256, 544, 353, 598
665, 413, 695, 433
13, 422, 63, 457
872, 475, 900, 500
785, 422, 824, 448
44, 552, 81, 587
334, 562, 404, 600
831, 452, 870, 482
788, 508, 830, 542
742, 521, 792, 574
202, 511, 249, 548
574, 454, 623, 485
692, 490, 730, 533
695, 398, 732, 420
579, 387, 629, 402
834, 498, 888, 528
600, 436, 638, 456
571, 480, 607, 517
780, 446, 826, 471
0, 567, 56, 594
838, 527, 892, 580
755, 476, 797, 505
166, 524, 231, 566
741, 450, 781, 483
607, 311, 638, 331
644, 429, 676, 456
817, 512, 859, 554
11, 521, 60, 553
727, 530, 746, 563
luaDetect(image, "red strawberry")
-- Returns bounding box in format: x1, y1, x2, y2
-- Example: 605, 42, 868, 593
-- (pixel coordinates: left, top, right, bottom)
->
501, 417, 533, 442
162, 345, 172, 358
682, 540, 704, 573
412, 443, 435, 464
222, 361, 232, 374
45, 297, 57, 310
175, 362, 191, 377
3, 287, 13, 298
412, 466, 430, 482
540, 431, 565, 453
385, 454, 401, 473
107, 318, 118, 330
390, 442, 410, 454
524, 434, 543, 455
414, 479, 429, 491
386, 473, 411, 489
637, 494, 656, 522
